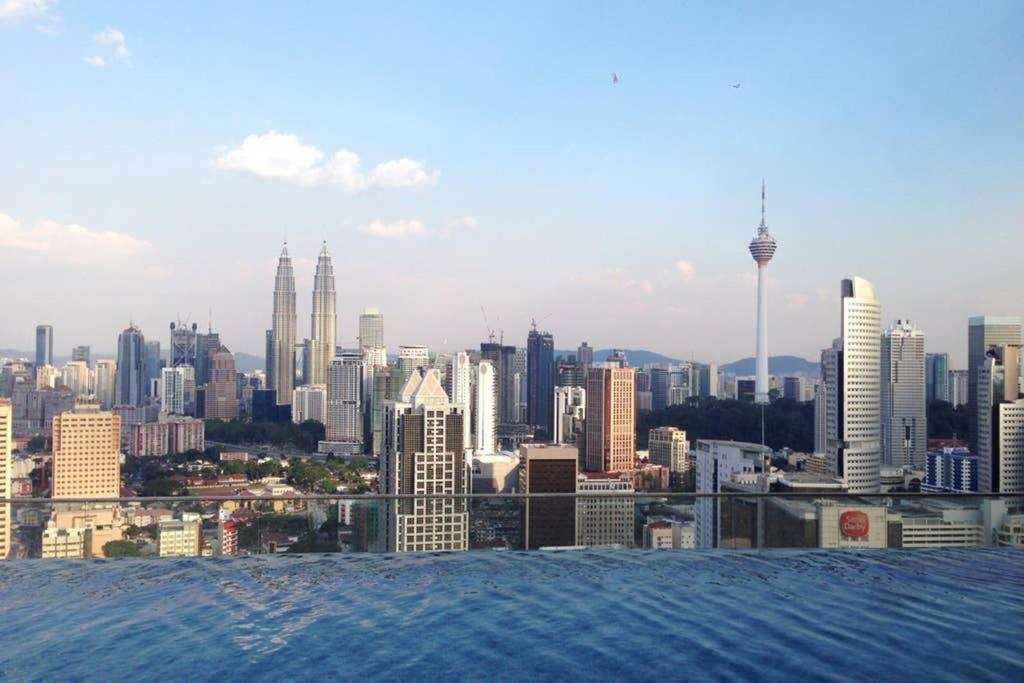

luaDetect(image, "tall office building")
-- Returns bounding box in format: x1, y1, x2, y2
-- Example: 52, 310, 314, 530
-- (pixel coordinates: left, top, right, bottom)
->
948, 369, 969, 408
308, 243, 337, 386
170, 321, 198, 368
52, 403, 121, 498
143, 341, 162, 398
160, 365, 193, 416
577, 342, 594, 368
449, 352, 474, 452
527, 328, 555, 438
584, 367, 636, 472
576, 472, 635, 548
648, 426, 689, 482
194, 331, 221, 386
94, 359, 117, 409
520, 444, 578, 549
977, 345, 1023, 493
71, 345, 90, 365
205, 347, 239, 420
881, 320, 926, 468
480, 342, 518, 426
381, 370, 468, 552
269, 243, 297, 406
0, 399, 11, 560
553, 385, 586, 445
60, 361, 91, 396
35, 325, 53, 368
292, 384, 327, 424
115, 324, 145, 407
698, 363, 719, 399
358, 307, 385, 349
813, 382, 827, 453
476, 361, 497, 453
396, 345, 430, 393
825, 277, 882, 493
748, 181, 777, 405
324, 351, 363, 452
926, 353, 950, 403
968, 316, 1022, 448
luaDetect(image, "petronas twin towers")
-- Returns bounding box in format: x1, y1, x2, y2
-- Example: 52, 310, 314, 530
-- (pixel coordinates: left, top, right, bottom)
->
268, 242, 336, 405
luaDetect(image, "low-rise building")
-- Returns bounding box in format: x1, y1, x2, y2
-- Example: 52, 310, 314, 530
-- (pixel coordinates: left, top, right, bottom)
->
41, 524, 86, 559
643, 519, 696, 549
129, 417, 205, 457
157, 519, 201, 557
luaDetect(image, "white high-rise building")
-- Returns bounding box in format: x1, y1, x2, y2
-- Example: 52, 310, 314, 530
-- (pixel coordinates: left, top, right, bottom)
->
397, 345, 430, 391
695, 439, 771, 548
826, 277, 882, 493
813, 381, 828, 454
977, 345, 1024, 493
881, 320, 926, 468
308, 243, 337, 386
475, 361, 496, 453
292, 384, 326, 424
948, 369, 969, 407
94, 359, 117, 409
748, 180, 777, 405
160, 365, 193, 416
269, 243, 297, 406
553, 385, 586, 445
323, 351, 364, 454
449, 352, 474, 452
59, 361, 90, 396
358, 307, 385, 349
648, 426, 689, 477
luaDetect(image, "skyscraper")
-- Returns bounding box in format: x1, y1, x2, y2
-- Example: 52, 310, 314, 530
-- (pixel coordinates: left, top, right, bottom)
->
35, 325, 53, 368
324, 350, 363, 454
881, 320, 926, 468
115, 324, 145, 407
449, 352, 474, 452
926, 353, 950, 403
396, 345, 430, 393
94, 359, 117, 409
826, 277, 882, 493
748, 181, 777, 405
520, 444, 578, 550
194, 331, 221, 386
308, 243, 337, 386
170, 321, 198, 368
358, 307, 385, 349
577, 342, 593, 369
977, 345, 1023, 493
0, 399, 11, 560
553, 385, 585, 445
143, 341, 162, 398
269, 243, 297, 406
480, 342, 518, 426
160, 365, 193, 416
584, 367, 636, 472
948, 369, 969, 407
292, 384, 327, 424
381, 370, 468, 552
476, 361, 496, 453
527, 327, 555, 439
813, 381, 827, 453
52, 403, 121, 499
206, 347, 239, 420
71, 346, 90, 365
968, 316, 1022, 448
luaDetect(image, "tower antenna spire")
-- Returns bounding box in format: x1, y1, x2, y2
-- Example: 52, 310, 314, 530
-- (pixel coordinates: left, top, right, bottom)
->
760, 178, 767, 232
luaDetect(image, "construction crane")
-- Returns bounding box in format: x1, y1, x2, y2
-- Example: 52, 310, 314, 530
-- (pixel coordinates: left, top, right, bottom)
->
530, 313, 552, 332
480, 306, 496, 344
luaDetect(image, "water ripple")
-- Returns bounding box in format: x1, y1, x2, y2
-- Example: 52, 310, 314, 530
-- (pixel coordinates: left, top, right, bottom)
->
0, 549, 1021, 681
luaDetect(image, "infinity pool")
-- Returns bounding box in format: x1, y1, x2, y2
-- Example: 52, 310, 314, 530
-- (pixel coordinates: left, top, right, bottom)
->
0, 549, 1021, 680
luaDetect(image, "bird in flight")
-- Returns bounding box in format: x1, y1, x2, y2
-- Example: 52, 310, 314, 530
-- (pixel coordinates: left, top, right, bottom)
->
613, 73, 620, 84
731, 82, 741, 89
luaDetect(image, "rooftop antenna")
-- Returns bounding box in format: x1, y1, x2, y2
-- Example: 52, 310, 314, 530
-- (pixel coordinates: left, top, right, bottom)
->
208, 306, 213, 334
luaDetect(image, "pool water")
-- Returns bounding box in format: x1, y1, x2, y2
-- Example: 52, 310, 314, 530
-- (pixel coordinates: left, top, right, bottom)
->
0, 549, 1021, 680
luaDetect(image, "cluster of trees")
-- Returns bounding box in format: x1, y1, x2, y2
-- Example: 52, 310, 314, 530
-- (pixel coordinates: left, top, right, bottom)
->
638, 398, 814, 452
288, 456, 371, 493
204, 419, 325, 451
927, 400, 970, 440
102, 540, 142, 557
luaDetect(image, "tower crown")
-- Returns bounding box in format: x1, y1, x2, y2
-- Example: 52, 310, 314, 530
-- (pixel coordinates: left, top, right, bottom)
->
748, 179, 777, 265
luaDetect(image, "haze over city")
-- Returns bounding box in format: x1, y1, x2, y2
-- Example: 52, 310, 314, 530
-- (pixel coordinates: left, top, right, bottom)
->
2, 1, 1022, 364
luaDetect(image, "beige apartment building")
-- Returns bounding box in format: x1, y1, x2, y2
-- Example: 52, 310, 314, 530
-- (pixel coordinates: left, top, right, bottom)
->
158, 519, 201, 557
0, 400, 12, 560
52, 403, 121, 499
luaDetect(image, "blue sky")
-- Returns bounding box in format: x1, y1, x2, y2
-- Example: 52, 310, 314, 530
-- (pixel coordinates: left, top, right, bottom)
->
1, 1, 1021, 366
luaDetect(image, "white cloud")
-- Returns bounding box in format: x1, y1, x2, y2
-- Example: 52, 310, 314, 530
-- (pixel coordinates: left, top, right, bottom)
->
0, 212, 151, 268
142, 265, 173, 279
85, 26, 129, 67
786, 293, 810, 309
675, 259, 696, 282
213, 130, 438, 192
358, 219, 430, 239
0, 0, 53, 22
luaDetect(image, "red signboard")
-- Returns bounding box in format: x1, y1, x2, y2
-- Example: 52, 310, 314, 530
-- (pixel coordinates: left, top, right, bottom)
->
840, 510, 870, 538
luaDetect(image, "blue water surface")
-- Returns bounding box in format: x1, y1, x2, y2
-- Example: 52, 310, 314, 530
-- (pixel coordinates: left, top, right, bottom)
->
0, 549, 1021, 681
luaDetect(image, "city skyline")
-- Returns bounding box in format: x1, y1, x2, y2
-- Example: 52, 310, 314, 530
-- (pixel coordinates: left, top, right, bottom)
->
1, 3, 1021, 366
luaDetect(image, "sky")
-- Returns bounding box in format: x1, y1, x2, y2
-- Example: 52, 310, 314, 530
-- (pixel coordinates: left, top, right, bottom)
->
1, 1, 1021, 367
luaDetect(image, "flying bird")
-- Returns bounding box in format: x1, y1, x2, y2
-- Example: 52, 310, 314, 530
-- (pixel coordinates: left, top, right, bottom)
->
613, 73, 619, 84
731, 82, 741, 89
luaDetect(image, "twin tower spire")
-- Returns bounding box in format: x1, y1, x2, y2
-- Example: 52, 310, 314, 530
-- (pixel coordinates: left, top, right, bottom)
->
268, 241, 336, 405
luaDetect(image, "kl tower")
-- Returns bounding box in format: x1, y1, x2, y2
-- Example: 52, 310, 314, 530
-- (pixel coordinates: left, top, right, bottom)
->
748, 180, 777, 406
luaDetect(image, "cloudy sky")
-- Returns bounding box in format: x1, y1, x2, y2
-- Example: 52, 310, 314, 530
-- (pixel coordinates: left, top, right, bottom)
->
1, 1, 1021, 367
